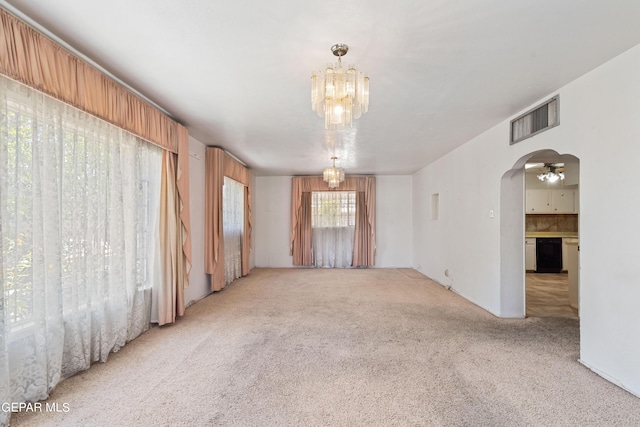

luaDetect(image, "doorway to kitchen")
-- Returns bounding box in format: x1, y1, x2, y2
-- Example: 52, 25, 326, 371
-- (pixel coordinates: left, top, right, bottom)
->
499, 150, 579, 319
524, 152, 579, 318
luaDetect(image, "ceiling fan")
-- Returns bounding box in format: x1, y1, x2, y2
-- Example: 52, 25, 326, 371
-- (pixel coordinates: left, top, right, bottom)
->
536, 163, 565, 182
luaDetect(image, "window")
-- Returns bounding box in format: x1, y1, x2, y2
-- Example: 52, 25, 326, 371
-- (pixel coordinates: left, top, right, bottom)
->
1, 75, 162, 407
311, 191, 356, 268
2, 89, 161, 330
311, 191, 356, 227
223, 176, 244, 284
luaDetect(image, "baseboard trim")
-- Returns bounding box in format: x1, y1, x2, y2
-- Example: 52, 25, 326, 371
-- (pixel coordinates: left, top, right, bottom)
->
578, 359, 640, 398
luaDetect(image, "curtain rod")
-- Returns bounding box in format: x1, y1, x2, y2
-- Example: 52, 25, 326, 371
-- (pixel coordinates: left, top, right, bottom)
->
0, 2, 175, 120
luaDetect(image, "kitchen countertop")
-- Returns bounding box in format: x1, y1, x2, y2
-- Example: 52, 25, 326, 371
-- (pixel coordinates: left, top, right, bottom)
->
525, 232, 579, 238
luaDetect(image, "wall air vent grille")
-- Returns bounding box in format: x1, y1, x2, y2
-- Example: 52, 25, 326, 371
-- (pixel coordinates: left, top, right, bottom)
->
510, 95, 559, 144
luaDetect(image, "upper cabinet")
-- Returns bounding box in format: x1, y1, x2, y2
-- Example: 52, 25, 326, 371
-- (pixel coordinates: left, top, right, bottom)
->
550, 190, 575, 213
526, 189, 578, 214
526, 189, 552, 213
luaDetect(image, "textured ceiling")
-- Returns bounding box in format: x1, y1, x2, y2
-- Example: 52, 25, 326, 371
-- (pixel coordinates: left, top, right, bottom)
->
3, 0, 640, 176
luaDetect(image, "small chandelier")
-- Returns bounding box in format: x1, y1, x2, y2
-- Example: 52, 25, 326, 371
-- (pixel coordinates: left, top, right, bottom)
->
537, 165, 564, 183
323, 157, 345, 189
311, 43, 369, 130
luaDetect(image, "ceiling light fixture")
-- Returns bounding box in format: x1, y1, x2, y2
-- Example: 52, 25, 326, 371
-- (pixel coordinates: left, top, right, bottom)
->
323, 156, 345, 189
537, 164, 564, 183
311, 43, 369, 130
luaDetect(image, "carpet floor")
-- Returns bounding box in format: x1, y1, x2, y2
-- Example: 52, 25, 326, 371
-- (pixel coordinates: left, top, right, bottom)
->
9, 268, 640, 426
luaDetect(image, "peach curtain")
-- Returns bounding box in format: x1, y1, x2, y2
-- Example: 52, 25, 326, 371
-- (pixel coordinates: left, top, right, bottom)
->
176, 126, 192, 284
0, 8, 192, 297
242, 186, 252, 276
205, 147, 253, 291
158, 151, 186, 324
292, 192, 313, 266
290, 176, 376, 266
352, 177, 376, 266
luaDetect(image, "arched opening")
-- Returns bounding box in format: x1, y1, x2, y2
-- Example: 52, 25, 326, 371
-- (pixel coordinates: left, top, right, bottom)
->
500, 149, 580, 318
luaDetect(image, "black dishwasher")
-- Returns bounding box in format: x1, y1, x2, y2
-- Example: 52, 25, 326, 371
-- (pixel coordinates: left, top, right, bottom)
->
536, 238, 563, 273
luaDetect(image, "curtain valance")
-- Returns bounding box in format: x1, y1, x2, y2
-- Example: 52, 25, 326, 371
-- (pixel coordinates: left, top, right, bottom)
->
0, 8, 186, 155
205, 147, 253, 291
290, 176, 376, 266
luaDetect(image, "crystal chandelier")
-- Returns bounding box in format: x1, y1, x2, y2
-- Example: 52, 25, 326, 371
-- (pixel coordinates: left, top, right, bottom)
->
537, 165, 564, 183
323, 157, 345, 189
311, 43, 369, 130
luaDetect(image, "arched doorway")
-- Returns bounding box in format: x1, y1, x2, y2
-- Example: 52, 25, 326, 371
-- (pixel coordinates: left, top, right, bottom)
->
500, 150, 580, 318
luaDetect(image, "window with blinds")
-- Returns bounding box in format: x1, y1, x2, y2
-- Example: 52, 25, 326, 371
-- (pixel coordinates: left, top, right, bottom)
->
510, 96, 559, 144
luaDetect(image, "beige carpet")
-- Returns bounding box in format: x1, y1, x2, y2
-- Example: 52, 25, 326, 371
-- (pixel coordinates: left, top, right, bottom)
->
10, 268, 640, 426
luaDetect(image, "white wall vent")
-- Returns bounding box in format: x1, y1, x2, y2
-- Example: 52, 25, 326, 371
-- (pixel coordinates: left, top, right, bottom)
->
510, 96, 559, 144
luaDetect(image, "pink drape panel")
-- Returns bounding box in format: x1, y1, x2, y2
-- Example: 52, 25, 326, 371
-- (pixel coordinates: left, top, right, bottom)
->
158, 151, 186, 325
290, 176, 376, 266
176, 126, 192, 284
205, 148, 225, 290
205, 147, 253, 291
242, 186, 252, 276
292, 192, 313, 266
0, 7, 193, 297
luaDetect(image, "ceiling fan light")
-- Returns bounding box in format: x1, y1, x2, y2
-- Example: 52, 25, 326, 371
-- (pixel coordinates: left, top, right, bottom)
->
537, 168, 565, 183
547, 173, 560, 183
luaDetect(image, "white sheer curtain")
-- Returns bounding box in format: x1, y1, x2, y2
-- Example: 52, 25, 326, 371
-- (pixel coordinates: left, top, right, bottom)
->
311, 191, 356, 268
223, 176, 244, 284
0, 75, 162, 424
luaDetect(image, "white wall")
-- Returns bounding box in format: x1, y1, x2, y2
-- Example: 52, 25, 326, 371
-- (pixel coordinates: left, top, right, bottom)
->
412, 43, 640, 396
254, 175, 413, 268
184, 136, 210, 306
254, 176, 293, 267
375, 176, 413, 267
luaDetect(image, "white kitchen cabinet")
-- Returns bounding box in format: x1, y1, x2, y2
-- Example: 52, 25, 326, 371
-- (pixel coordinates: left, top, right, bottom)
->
565, 239, 579, 309
525, 190, 552, 213
525, 238, 536, 271
550, 190, 575, 213
526, 237, 574, 272
526, 189, 576, 214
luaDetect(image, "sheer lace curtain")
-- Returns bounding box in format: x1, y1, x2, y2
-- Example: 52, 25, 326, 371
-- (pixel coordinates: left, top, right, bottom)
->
311, 191, 356, 268
0, 76, 162, 424
223, 177, 244, 284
